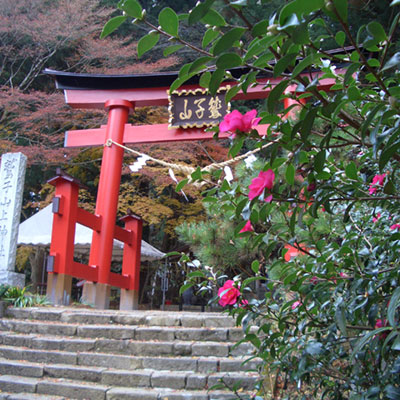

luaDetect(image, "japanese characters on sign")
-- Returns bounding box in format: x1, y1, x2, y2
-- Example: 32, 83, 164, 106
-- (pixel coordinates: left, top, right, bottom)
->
0, 152, 27, 273
0, 157, 17, 260
168, 87, 230, 129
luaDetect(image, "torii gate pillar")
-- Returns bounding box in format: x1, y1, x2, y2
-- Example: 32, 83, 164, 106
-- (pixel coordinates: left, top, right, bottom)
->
85, 99, 133, 309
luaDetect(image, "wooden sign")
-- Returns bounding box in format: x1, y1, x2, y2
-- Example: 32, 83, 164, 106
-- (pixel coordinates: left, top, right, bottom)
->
168, 87, 230, 129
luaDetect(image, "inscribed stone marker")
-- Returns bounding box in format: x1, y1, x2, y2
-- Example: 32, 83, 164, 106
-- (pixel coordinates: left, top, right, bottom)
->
0, 152, 27, 286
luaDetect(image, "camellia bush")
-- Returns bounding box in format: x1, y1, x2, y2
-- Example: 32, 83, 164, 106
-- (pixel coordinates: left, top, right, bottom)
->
103, 0, 400, 398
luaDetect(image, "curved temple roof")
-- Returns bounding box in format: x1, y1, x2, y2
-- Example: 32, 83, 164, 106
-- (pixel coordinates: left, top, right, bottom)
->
43, 67, 265, 91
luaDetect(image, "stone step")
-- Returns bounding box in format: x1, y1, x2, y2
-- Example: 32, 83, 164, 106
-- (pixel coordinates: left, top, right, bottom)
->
5, 307, 236, 329
0, 392, 66, 400
0, 331, 253, 358
0, 357, 259, 391
0, 307, 260, 399
0, 318, 244, 343
0, 345, 261, 374
0, 375, 255, 400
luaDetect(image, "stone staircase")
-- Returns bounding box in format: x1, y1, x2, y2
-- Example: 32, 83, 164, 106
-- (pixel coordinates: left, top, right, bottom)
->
0, 307, 261, 400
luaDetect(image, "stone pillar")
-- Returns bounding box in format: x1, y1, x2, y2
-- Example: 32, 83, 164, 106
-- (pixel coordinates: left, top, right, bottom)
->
81, 281, 110, 309
0, 153, 27, 287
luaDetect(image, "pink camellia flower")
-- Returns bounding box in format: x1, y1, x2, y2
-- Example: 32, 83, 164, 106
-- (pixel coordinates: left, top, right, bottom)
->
239, 220, 253, 233
239, 299, 249, 308
284, 244, 307, 262
248, 169, 275, 201
375, 319, 387, 329
218, 280, 241, 307
372, 213, 381, 223
307, 182, 316, 192
219, 109, 261, 134
369, 173, 386, 195
375, 319, 389, 340
390, 223, 400, 230
339, 272, 349, 279
291, 300, 302, 310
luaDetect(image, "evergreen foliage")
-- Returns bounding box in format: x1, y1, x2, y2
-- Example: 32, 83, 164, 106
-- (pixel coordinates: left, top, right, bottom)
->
106, 0, 400, 398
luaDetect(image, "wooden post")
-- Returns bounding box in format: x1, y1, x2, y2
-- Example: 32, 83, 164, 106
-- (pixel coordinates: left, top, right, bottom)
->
119, 215, 142, 310
88, 99, 133, 309
46, 175, 80, 305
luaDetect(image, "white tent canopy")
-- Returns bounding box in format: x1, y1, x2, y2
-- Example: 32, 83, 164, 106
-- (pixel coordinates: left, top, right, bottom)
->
17, 205, 165, 261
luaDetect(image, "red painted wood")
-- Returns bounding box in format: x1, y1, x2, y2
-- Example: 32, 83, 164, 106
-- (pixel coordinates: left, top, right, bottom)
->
109, 271, 130, 289
114, 224, 132, 245
76, 208, 102, 232
63, 72, 343, 109
70, 262, 98, 282
64, 123, 270, 148
48, 180, 80, 275
121, 216, 142, 291
89, 100, 132, 284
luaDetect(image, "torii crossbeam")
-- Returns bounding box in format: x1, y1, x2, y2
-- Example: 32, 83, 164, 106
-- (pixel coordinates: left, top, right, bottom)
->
44, 68, 340, 309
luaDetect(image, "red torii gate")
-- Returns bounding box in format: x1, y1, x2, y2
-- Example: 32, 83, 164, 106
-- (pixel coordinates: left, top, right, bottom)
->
44, 68, 340, 310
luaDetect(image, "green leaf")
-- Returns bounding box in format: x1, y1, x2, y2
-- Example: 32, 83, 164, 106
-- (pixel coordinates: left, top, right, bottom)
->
251, 260, 260, 274
225, 85, 240, 103
379, 140, 400, 171
351, 327, 391, 360
179, 282, 194, 295
335, 31, 346, 46
188, 56, 213, 74
285, 164, 295, 185
159, 8, 179, 36
209, 69, 225, 96
202, 28, 220, 48
212, 27, 246, 55
279, 0, 324, 25
118, 0, 142, 18
199, 71, 211, 88
229, 136, 245, 158
252, 19, 269, 37
100, 16, 127, 39
335, 0, 348, 23
188, 271, 206, 278
366, 21, 387, 43
323, 0, 348, 22
175, 178, 188, 192
344, 62, 361, 85
335, 304, 347, 336
169, 73, 195, 92
137, 32, 160, 58
235, 198, 248, 218
188, 0, 215, 25
279, 13, 300, 29
163, 44, 184, 56
314, 150, 326, 173
267, 80, 290, 113
289, 207, 297, 235
243, 276, 266, 287
382, 52, 400, 72
300, 107, 318, 141
216, 53, 242, 69
345, 162, 358, 180
273, 52, 297, 77
388, 287, 400, 327
201, 8, 226, 26
347, 86, 361, 100
191, 167, 202, 180
291, 54, 316, 77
